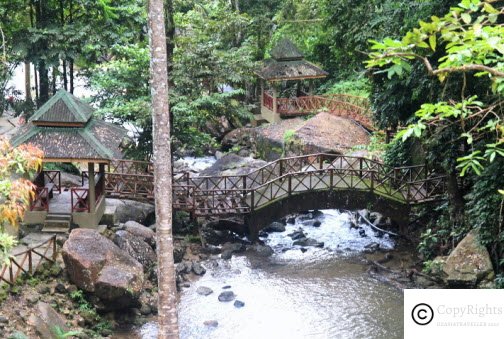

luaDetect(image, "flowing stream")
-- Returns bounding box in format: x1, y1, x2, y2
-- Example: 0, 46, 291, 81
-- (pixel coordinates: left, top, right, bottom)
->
129, 209, 404, 339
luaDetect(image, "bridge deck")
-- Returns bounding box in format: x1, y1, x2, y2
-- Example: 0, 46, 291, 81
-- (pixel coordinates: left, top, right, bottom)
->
99, 154, 446, 217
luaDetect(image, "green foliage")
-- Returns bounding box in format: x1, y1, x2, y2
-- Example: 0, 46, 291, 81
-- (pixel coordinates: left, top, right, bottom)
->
52, 326, 82, 339
321, 78, 371, 97
283, 129, 296, 144
8, 332, 29, 339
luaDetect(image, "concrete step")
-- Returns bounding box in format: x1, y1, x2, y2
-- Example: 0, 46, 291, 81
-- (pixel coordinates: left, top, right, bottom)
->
42, 214, 71, 233
41, 226, 69, 233
45, 213, 71, 221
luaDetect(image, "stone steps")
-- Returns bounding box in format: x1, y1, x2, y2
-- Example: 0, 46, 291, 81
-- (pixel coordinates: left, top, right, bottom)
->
42, 213, 71, 233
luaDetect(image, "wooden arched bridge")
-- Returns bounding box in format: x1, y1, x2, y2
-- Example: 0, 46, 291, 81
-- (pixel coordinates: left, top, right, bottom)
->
90, 153, 446, 220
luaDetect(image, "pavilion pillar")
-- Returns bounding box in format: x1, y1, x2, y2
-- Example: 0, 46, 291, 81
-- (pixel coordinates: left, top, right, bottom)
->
272, 83, 278, 114
260, 80, 264, 106
99, 163, 106, 193
88, 162, 96, 212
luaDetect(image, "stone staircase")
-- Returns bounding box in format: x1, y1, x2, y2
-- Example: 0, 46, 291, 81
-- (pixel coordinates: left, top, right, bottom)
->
42, 213, 72, 233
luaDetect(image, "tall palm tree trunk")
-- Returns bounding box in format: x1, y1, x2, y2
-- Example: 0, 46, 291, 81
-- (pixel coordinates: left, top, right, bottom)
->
147, 1, 180, 338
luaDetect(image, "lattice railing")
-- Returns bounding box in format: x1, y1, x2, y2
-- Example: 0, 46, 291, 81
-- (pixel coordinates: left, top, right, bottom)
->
0, 235, 57, 286
97, 153, 447, 216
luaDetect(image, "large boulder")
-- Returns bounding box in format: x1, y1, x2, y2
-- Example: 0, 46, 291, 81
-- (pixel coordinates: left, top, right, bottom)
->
443, 229, 494, 287
62, 229, 144, 309
198, 153, 267, 177
102, 199, 155, 225
113, 230, 157, 271
124, 221, 156, 248
28, 302, 69, 339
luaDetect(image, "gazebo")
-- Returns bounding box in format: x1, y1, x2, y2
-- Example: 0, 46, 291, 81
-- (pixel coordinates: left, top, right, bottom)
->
11, 89, 128, 231
256, 38, 328, 123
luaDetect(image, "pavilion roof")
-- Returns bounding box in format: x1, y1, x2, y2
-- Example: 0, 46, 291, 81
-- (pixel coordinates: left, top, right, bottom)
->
29, 90, 93, 126
11, 90, 128, 162
256, 39, 328, 81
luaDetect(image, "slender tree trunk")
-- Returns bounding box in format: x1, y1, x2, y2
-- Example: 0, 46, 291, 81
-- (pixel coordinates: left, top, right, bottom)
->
148, 1, 180, 338
60, 0, 68, 91
34, 64, 39, 103
38, 61, 49, 105
52, 66, 57, 94
24, 62, 32, 103
69, 60, 74, 94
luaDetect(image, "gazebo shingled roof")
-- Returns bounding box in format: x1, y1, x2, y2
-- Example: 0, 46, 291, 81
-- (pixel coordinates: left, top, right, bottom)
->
256, 38, 328, 81
11, 90, 128, 162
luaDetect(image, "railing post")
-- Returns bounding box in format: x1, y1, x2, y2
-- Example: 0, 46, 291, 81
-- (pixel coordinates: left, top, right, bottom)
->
370, 171, 374, 191
52, 236, 57, 260
242, 175, 247, 196
319, 155, 324, 170
250, 190, 255, 213
28, 251, 32, 274
330, 169, 333, 189
359, 158, 363, 178
288, 175, 292, 196
279, 159, 283, 177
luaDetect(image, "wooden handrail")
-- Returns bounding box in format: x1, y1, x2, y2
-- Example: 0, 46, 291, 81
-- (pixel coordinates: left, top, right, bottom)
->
0, 235, 57, 286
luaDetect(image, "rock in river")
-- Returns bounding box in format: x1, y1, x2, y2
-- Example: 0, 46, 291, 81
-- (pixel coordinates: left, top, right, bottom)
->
263, 222, 286, 233
293, 238, 324, 248
196, 286, 214, 296
218, 291, 236, 302
62, 229, 144, 309
234, 300, 245, 308
442, 229, 494, 287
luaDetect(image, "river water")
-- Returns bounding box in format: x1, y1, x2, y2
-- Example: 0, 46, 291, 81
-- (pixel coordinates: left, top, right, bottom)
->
132, 209, 404, 339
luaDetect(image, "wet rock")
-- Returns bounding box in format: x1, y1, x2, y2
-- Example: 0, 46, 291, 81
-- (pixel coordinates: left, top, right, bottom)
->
234, 300, 245, 308
312, 210, 324, 219
286, 216, 296, 224
218, 291, 236, 302
26, 292, 40, 305
263, 222, 286, 233
201, 245, 221, 255
176, 261, 193, 275
124, 220, 156, 248
359, 229, 367, 237
28, 302, 69, 339
258, 231, 269, 238
139, 304, 151, 316
364, 242, 380, 252
196, 286, 213, 296
204, 320, 219, 327
287, 229, 306, 241
192, 262, 206, 276
369, 212, 383, 225
62, 229, 144, 310
199, 153, 267, 177
0, 316, 8, 324
221, 242, 245, 260
222, 285, 232, 289
300, 248, 308, 253
302, 220, 321, 227
201, 227, 238, 246
443, 229, 494, 287
357, 209, 370, 221
293, 238, 324, 248
173, 245, 186, 264
248, 244, 274, 257
37, 285, 51, 295
106, 199, 155, 225
297, 213, 314, 221
54, 283, 66, 294
113, 230, 156, 271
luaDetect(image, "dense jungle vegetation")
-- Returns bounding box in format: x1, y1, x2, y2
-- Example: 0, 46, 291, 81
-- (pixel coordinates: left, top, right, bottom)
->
1, 0, 503, 285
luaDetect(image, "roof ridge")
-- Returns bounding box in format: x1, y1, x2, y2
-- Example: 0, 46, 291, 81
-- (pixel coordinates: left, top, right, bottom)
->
79, 121, 114, 159
10, 124, 40, 147
28, 91, 64, 122
61, 92, 88, 122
